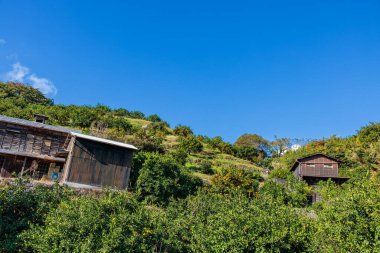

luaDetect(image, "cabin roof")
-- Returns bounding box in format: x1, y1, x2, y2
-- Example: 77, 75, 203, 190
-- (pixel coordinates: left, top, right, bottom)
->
71, 132, 138, 150
0, 115, 80, 134
290, 153, 340, 171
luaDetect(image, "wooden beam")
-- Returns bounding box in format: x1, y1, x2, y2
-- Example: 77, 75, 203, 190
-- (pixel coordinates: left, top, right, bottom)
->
20, 157, 27, 177
0, 149, 65, 162
61, 136, 76, 184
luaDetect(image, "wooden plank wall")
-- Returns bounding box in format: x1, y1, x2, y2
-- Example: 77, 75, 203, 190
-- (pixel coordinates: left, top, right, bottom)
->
66, 138, 133, 189
0, 122, 67, 156
300, 155, 339, 177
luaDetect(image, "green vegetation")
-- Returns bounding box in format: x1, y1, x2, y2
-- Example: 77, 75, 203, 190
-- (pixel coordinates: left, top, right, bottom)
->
1, 82, 380, 252
136, 153, 202, 206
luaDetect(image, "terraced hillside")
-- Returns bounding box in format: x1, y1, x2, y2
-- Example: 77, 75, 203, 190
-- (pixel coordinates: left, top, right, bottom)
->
0, 82, 266, 182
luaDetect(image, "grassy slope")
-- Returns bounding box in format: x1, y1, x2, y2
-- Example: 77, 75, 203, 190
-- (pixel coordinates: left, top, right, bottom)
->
0, 81, 263, 181
163, 135, 263, 181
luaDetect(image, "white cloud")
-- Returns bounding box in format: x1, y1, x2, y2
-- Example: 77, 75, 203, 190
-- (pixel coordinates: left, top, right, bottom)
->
5, 62, 29, 82
3, 62, 57, 96
0, 39, 5, 45
28, 74, 57, 96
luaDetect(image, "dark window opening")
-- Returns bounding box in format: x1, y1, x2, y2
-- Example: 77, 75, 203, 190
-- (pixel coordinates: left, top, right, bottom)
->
27, 161, 51, 180
0, 156, 5, 168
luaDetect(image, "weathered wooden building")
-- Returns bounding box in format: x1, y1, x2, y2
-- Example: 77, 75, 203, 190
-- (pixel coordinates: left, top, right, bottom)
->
0, 115, 137, 189
291, 153, 349, 201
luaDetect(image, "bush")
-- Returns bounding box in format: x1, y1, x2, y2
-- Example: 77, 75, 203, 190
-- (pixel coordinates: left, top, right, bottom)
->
136, 153, 202, 205
146, 114, 163, 123
106, 117, 133, 133
128, 110, 145, 119
173, 125, 194, 137
132, 129, 165, 153
0, 180, 72, 252
165, 191, 313, 252
0, 82, 53, 105
170, 149, 188, 166
178, 136, 203, 154
234, 145, 260, 162
198, 160, 214, 174
209, 167, 261, 197
312, 179, 380, 252
22, 191, 166, 252
146, 122, 170, 136
260, 176, 311, 207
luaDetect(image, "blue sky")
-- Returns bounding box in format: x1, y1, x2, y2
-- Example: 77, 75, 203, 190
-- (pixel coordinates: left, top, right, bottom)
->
0, 0, 379, 142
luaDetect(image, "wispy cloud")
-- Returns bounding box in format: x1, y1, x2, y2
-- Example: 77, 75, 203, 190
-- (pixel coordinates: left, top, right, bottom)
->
28, 74, 57, 96
0, 39, 5, 45
5, 62, 29, 82
3, 62, 57, 96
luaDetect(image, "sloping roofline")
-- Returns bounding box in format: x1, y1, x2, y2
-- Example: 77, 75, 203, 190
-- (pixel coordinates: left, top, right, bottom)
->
0, 115, 80, 134
71, 132, 138, 150
290, 153, 340, 171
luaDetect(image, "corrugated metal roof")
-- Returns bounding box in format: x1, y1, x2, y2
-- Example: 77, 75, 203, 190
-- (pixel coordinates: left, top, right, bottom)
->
0, 115, 80, 134
71, 132, 138, 150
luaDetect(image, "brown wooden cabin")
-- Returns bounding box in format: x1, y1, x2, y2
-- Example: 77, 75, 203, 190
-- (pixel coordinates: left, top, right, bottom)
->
0, 115, 137, 189
291, 153, 349, 202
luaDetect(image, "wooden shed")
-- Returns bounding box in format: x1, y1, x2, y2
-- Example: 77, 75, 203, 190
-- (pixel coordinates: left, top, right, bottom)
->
63, 132, 137, 189
0, 115, 137, 189
290, 153, 349, 185
290, 153, 349, 203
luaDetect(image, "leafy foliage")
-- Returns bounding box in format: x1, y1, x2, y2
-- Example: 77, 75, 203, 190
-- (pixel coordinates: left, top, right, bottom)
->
209, 167, 261, 197
164, 191, 314, 253
234, 133, 270, 152
0, 180, 72, 252
1, 82, 380, 252
0, 82, 53, 106
173, 125, 194, 137
22, 191, 166, 253
136, 153, 202, 205
178, 136, 203, 154
312, 179, 380, 252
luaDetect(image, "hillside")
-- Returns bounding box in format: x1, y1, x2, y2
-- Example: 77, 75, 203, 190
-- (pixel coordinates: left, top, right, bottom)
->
1, 82, 380, 253
0, 82, 265, 181
2, 82, 380, 183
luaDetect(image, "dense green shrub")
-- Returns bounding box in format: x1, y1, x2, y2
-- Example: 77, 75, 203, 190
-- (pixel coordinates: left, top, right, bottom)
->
164, 191, 314, 253
22, 191, 167, 253
209, 167, 261, 197
104, 116, 133, 133
357, 123, 380, 144
260, 176, 311, 207
178, 136, 203, 154
173, 125, 193, 137
234, 133, 270, 155
234, 145, 260, 162
136, 153, 202, 205
145, 121, 170, 136
132, 129, 165, 153
312, 179, 380, 252
0, 180, 72, 252
198, 160, 214, 174
0, 82, 53, 106
128, 110, 145, 119
169, 149, 188, 166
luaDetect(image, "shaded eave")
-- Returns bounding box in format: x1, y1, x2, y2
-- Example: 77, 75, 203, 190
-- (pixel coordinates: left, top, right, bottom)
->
0, 148, 66, 162
301, 175, 350, 184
